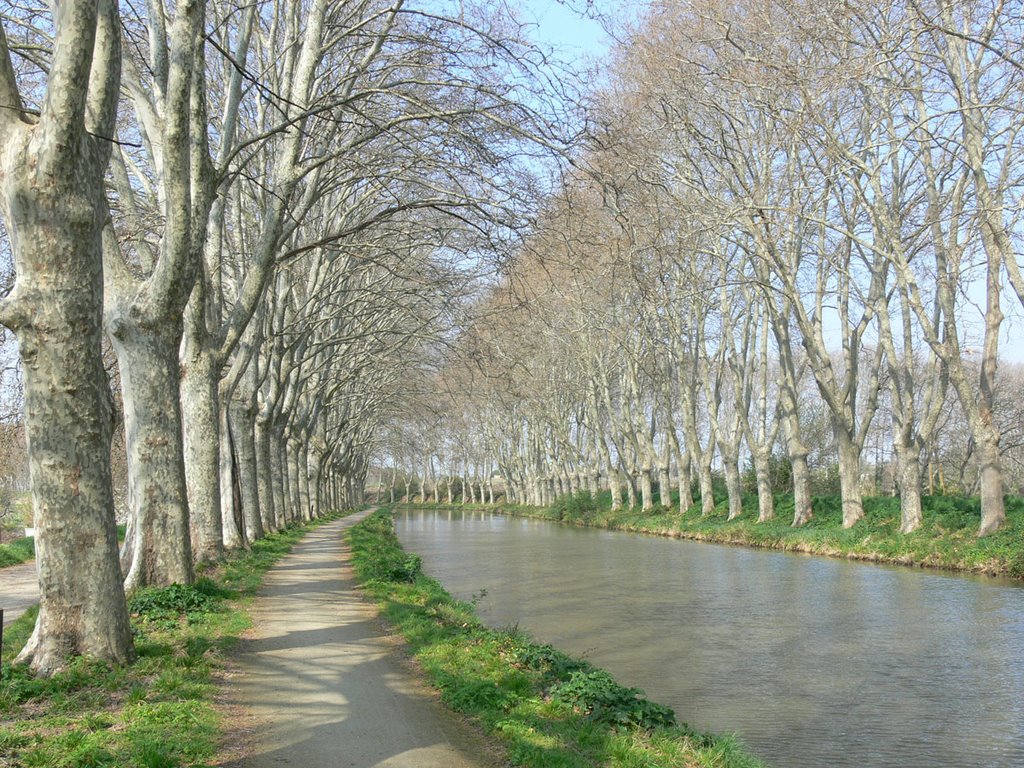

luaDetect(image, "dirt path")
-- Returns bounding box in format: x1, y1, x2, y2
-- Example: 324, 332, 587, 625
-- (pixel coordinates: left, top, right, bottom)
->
0, 562, 37, 626
219, 510, 496, 768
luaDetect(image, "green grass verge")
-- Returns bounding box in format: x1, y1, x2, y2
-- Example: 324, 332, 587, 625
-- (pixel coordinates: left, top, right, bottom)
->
1, 526, 127, 569
347, 509, 764, 768
488, 491, 1024, 579
0, 537, 34, 568
0, 512, 348, 768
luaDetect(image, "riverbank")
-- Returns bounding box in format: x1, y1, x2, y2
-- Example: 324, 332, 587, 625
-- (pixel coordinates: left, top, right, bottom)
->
465, 492, 1024, 579
0, 513, 347, 767
348, 509, 764, 768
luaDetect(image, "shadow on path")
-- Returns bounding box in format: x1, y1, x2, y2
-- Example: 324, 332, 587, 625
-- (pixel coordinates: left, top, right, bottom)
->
220, 511, 495, 768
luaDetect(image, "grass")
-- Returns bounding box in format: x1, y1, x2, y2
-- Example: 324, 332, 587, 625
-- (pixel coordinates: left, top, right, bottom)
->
347, 509, 764, 768
0, 512, 348, 768
488, 490, 1024, 579
0, 537, 34, 568
1, 525, 128, 569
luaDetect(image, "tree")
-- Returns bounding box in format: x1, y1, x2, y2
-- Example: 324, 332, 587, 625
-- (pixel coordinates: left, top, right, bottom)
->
0, 1, 133, 674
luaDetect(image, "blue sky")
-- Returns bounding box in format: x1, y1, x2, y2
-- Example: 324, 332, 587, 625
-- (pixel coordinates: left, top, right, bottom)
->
511, 0, 630, 62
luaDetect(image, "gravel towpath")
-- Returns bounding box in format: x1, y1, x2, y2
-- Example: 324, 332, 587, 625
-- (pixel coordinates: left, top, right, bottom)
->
220, 510, 495, 768
0, 562, 37, 626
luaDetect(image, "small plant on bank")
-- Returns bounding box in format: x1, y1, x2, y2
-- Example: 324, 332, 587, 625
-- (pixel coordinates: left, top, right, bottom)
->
549, 668, 676, 729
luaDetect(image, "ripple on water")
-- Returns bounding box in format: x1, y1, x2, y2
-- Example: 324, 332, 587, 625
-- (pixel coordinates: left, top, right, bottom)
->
395, 509, 1024, 768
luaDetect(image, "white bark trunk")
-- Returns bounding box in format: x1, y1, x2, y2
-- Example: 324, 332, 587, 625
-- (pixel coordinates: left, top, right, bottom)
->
0, 4, 135, 667
255, 416, 277, 532
228, 397, 262, 540
271, 427, 288, 525
836, 429, 864, 529
723, 456, 743, 521
111, 324, 193, 590
220, 409, 245, 549
698, 457, 715, 517
895, 444, 923, 534
639, 468, 653, 511
180, 341, 222, 563
751, 448, 775, 523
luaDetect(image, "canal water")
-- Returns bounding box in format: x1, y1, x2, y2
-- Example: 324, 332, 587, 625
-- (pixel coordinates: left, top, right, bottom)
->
394, 508, 1024, 768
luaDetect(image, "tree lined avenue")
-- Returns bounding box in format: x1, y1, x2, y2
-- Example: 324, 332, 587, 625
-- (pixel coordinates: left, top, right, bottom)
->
0, 0, 1022, 709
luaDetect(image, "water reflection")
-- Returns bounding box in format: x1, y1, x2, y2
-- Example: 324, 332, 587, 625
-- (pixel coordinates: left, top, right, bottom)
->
395, 509, 1024, 768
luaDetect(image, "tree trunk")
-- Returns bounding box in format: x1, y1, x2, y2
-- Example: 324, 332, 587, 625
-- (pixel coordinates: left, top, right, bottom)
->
639, 467, 653, 511
698, 457, 715, 517
287, 440, 303, 519
836, 429, 864, 528
16, 317, 135, 669
255, 416, 277, 532
220, 410, 245, 548
180, 342, 222, 563
624, 467, 637, 509
895, 444, 923, 534
297, 440, 312, 519
658, 463, 672, 509
271, 428, 288, 525
306, 448, 321, 517
677, 448, 693, 513
229, 397, 262, 541
0, 0, 134, 678
723, 455, 743, 521
976, 424, 1005, 536
111, 323, 193, 590
791, 453, 813, 527
751, 449, 775, 523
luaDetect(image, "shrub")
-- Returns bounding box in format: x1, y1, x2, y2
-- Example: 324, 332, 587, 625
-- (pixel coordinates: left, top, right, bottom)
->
365, 546, 422, 583
129, 580, 224, 625
509, 640, 589, 683
553, 491, 599, 523
549, 668, 677, 730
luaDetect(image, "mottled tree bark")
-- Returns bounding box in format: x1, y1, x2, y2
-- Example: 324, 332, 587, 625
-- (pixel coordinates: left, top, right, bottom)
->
180, 338, 223, 562
0, 2, 134, 673
219, 408, 245, 549
255, 415, 277, 532
229, 396, 262, 540
111, 322, 194, 590
105, 0, 209, 587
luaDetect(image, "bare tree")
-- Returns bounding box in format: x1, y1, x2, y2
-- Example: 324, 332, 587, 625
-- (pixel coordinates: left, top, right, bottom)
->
0, 1, 133, 674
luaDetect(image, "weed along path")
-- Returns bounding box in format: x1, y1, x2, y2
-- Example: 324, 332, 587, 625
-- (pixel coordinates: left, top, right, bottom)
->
0, 562, 37, 625
221, 509, 495, 768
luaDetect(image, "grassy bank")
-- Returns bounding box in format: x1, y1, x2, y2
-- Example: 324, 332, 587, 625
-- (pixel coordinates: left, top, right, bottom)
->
347, 509, 763, 768
0, 512, 346, 767
0, 536, 34, 568
492, 491, 1024, 579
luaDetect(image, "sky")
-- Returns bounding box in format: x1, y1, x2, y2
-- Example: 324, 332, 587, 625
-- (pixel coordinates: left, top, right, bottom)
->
506, 0, 1024, 365
513, 0, 614, 56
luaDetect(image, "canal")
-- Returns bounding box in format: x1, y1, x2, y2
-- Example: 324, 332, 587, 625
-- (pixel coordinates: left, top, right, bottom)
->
394, 508, 1024, 768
